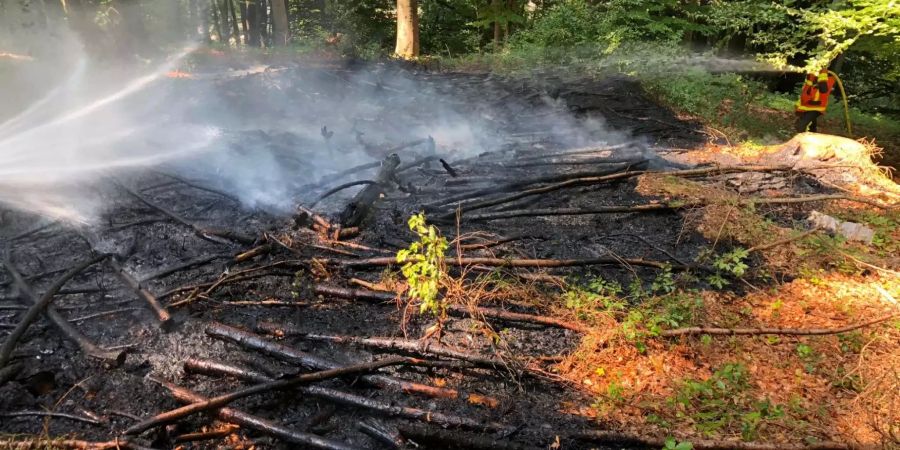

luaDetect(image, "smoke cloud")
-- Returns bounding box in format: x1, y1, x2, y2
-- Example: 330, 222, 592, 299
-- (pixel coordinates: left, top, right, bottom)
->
0, 7, 642, 224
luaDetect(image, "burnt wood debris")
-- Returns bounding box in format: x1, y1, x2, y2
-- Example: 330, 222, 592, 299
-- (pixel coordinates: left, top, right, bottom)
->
1, 68, 893, 450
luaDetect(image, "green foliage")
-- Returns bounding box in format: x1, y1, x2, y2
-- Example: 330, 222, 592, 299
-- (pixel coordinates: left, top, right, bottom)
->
396, 213, 448, 316
563, 275, 626, 321
663, 437, 694, 450
670, 363, 784, 440
702, 247, 749, 289
651, 264, 676, 294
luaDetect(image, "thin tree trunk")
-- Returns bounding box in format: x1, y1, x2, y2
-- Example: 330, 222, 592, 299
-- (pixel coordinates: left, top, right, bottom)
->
210, 0, 223, 41
246, 0, 260, 46
271, 0, 289, 45
239, 0, 249, 42
394, 0, 419, 58
228, 0, 240, 44
492, 0, 501, 50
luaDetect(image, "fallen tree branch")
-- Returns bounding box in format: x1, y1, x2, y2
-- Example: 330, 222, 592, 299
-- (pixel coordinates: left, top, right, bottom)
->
138, 254, 230, 283
447, 304, 587, 333
461, 203, 677, 221
746, 229, 818, 254
1, 410, 103, 426
125, 355, 422, 435
356, 419, 406, 449
0, 438, 151, 450
150, 376, 361, 450
310, 180, 378, 207
1, 255, 125, 366
256, 324, 507, 368
173, 425, 239, 444
426, 161, 643, 210
572, 430, 853, 450
184, 358, 511, 432
113, 179, 254, 245
0, 253, 110, 369
332, 255, 682, 271
107, 257, 172, 327
397, 423, 537, 450
660, 312, 900, 337
312, 284, 587, 332
434, 165, 811, 219
205, 322, 495, 405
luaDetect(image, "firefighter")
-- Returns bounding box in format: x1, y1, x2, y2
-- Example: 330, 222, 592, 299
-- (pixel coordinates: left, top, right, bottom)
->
795, 69, 836, 133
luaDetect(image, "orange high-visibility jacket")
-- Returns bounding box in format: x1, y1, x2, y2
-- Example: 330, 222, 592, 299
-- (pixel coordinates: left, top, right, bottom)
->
796, 70, 835, 112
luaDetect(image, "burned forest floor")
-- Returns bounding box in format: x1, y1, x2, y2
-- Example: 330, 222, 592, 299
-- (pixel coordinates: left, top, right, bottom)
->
1, 56, 899, 450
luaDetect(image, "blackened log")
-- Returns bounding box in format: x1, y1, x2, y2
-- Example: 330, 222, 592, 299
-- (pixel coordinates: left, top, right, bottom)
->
339, 154, 401, 227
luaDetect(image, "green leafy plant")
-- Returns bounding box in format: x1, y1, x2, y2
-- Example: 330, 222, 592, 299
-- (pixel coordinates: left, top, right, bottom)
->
651, 264, 676, 294
396, 213, 448, 316
663, 437, 693, 450
670, 363, 783, 439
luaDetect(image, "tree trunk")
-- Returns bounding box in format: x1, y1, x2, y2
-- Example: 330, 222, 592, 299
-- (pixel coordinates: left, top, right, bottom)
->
492, 0, 501, 50
271, 0, 289, 45
394, 0, 419, 59
246, 0, 260, 46
228, 0, 240, 44
211, 0, 223, 42
239, 1, 249, 42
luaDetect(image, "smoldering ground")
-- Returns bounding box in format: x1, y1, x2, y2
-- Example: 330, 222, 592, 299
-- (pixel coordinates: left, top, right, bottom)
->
0, 22, 640, 225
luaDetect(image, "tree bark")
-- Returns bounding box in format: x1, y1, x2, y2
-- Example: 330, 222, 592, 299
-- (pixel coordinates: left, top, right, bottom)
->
239, 0, 249, 42
211, 0, 224, 41
228, 0, 240, 44
394, 0, 419, 59
246, 0, 261, 46
271, 0, 289, 45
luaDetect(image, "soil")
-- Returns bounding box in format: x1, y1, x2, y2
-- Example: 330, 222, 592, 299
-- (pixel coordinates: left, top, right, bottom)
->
1, 60, 891, 449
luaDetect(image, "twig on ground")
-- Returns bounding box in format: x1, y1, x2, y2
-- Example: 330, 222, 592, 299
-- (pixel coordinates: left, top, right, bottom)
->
1, 410, 103, 426
660, 312, 899, 337
173, 425, 239, 444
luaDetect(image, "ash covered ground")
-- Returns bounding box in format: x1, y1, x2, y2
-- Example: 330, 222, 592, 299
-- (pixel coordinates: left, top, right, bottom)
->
0, 61, 744, 449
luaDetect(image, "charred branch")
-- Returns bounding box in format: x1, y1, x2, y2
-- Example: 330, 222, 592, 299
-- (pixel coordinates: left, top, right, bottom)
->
311, 180, 378, 207
107, 257, 172, 327
310, 284, 586, 332
0, 253, 110, 369
150, 376, 361, 450
660, 312, 900, 337
255, 325, 507, 368
114, 179, 254, 245
332, 256, 683, 271
1, 255, 125, 366
356, 419, 406, 449
397, 423, 539, 450
205, 322, 495, 404
125, 356, 424, 435
339, 154, 401, 228
184, 358, 511, 432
